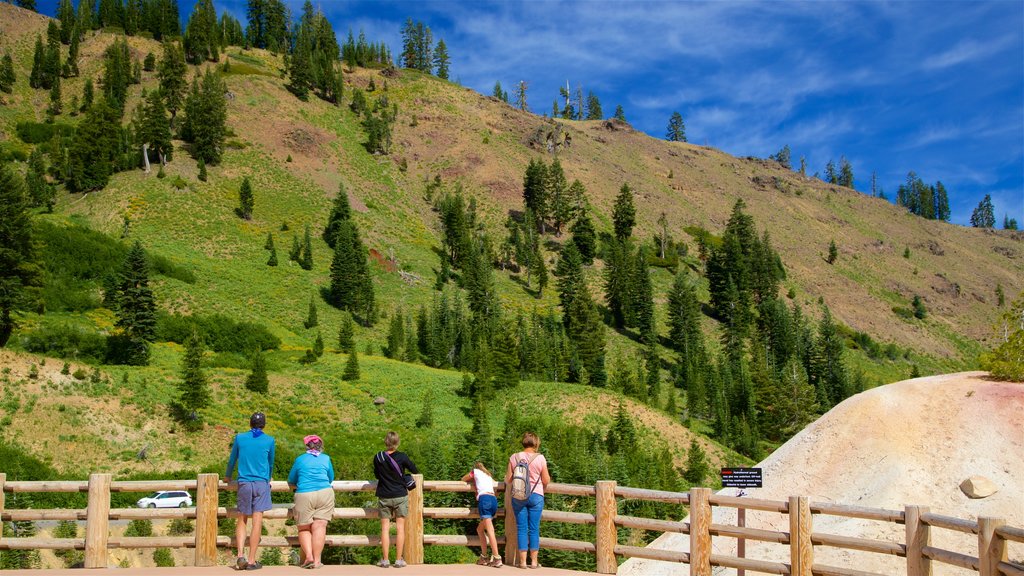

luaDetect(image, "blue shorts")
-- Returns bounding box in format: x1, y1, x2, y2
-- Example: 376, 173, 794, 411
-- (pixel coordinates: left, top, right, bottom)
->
237, 481, 272, 516
477, 494, 498, 520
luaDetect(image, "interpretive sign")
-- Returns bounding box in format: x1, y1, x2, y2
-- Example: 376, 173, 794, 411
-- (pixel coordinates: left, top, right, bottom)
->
720, 467, 763, 488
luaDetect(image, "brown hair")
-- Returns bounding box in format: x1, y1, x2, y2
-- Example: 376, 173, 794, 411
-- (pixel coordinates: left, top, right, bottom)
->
473, 461, 492, 477
384, 431, 400, 450
521, 432, 539, 449
306, 438, 323, 452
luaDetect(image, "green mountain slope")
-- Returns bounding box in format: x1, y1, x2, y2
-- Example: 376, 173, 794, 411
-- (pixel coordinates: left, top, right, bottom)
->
0, 2, 1020, 480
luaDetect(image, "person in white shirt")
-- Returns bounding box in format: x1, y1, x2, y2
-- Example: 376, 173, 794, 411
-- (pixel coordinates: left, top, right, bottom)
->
462, 462, 502, 567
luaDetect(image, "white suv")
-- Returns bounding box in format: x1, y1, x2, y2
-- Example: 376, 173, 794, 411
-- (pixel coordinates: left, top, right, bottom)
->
136, 491, 193, 508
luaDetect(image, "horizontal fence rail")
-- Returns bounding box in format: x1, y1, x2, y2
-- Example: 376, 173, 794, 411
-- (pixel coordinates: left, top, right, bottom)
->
0, 472, 1021, 574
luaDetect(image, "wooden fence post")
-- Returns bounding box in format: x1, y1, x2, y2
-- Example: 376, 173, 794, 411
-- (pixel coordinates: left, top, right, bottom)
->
789, 496, 813, 576
404, 474, 424, 565
504, 486, 518, 565
689, 487, 712, 576
906, 505, 932, 576
595, 480, 617, 574
978, 517, 1007, 576
194, 473, 220, 567
0, 473, 6, 550
84, 473, 111, 569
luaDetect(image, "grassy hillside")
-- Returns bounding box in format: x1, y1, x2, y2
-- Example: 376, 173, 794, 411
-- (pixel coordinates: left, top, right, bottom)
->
0, 1, 1020, 484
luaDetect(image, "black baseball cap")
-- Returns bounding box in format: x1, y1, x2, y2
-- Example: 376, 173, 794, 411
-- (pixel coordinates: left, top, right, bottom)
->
250, 412, 266, 429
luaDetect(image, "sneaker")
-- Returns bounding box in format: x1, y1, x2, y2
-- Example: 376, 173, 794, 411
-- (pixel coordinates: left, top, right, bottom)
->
477, 556, 490, 566
488, 556, 504, 568
245, 562, 263, 571
377, 559, 390, 568
235, 557, 248, 571
393, 559, 407, 568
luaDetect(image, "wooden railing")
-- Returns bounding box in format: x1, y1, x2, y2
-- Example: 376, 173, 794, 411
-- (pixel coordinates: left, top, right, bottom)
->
0, 472, 1021, 575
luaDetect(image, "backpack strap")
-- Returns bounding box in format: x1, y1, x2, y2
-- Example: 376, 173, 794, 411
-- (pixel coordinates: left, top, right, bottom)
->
383, 451, 405, 482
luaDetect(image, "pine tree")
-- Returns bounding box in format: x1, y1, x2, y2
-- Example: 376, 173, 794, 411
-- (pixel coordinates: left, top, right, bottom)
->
342, 347, 360, 380
612, 183, 636, 241
304, 297, 318, 328
183, 0, 219, 63
244, 350, 269, 393
237, 177, 254, 220
555, 241, 585, 317
112, 241, 157, 365
0, 53, 16, 94
299, 225, 313, 270
289, 235, 301, 262
585, 90, 602, 120
491, 321, 520, 389
433, 38, 449, 79
313, 331, 324, 357
515, 80, 528, 112
838, 156, 854, 188
337, 311, 355, 352
157, 41, 187, 121
197, 157, 207, 181
57, 0, 76, 43
633, 247, 655, 337
522, 159, 548, 232
384, 309, 405, 359
0, 165, 42, 347
934, 181, 950, 221
813, 306, 848, 407
81, 77, 94, 110
912, 295, 927, 320
180, 69, 227, 164
466, 394, 495, 466
323, 183, 352, 248
101, 38, 132, 114
328, 220, 375, 325
666, 111, 686, 142
826, 239, 838, 264
759, 357, 817, 441
29, 36, 44, 89
25, 149, 55, 211
970, 194, 996, 228
266, 244, 277, 266
141, 88, 172, 166
683, 439, 710, 485
613, 105, 626, 122
174, 328, 210, 427
1005, 215, 1019, 231
570, 210, 597, 265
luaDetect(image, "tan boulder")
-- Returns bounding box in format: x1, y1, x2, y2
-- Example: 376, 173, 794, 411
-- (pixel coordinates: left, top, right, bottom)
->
960, 475, 999, 499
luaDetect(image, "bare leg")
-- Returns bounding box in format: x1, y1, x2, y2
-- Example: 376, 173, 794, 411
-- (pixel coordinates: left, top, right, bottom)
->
529, 549, 539, 568
380, 517, 391, 562
517, 550, 527, 567
297, 525, 312, 564
248, 511, 264, 564
235, 516, 249, 559
476, 522, 486, 557
312, 519, 328, 564
483, 519, 500, 559
395, 517, 406, 562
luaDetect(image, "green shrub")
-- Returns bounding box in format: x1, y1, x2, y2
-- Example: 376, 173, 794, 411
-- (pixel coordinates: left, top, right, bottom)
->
15, 121, 74, 144
153, 548, 174, 567
167, 518, 194, 536
124, 519, 153, 537
892, 306, 914, 320
156, 313, 281, 352
21, 324, 107, 362
259, 548, 283, 566
171, 175, 188, 190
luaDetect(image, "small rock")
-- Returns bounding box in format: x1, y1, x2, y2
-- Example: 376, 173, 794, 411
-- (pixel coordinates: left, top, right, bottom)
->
959, 476, 998, 499
373, 397, 386, 406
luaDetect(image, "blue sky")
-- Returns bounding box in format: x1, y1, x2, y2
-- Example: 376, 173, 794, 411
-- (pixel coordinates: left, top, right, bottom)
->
39, 0, 1024, 226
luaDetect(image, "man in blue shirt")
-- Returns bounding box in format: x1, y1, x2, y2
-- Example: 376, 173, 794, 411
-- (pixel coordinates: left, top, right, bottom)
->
225, 412, 275, 571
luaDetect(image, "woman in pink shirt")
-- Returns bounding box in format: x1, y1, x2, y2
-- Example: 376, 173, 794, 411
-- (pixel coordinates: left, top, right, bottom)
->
505, 432, 551, 569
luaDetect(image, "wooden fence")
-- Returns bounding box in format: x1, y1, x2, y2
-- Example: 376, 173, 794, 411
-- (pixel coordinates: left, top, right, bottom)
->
0, 472, 1021, 575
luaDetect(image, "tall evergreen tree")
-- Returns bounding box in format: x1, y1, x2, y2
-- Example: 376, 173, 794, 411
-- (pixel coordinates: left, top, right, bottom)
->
612, 183, 636, 241
522, 159, 548, 231
0, 53, 15, 94
934, 181, 950, 221
174, 328, 210, 426
183, 0, 219, 64
613, 105, 626, 122
180, 69, 227, 164
837, 156, 854, 188
813, 306, 848, 408
157, 41, 187, 121
57, 0, 76, 43
970, 194, 996, 228
304, 297, 318, 329
433, 38, 449, 79
337, 311, 355, 352
0, 165, 42, 347
666, 111, 686, 142
547, 158, 572, 235
570, 209, 597, 265
25, 149, 55, 211
101, 38, 132, 114
328, 220, 375, 325
140, 89, 172, 166
323, 183, 352, 248
29, 36, 45, 89
69, 98, 121, 192
113, 242, 157, 365
585, 90, 602, 120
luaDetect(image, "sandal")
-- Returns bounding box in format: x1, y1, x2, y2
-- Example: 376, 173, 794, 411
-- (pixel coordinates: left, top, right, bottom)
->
300, 561, 315, 569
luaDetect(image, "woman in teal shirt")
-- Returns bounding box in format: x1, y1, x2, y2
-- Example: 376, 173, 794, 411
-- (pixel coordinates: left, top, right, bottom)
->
288, 435, 335, 569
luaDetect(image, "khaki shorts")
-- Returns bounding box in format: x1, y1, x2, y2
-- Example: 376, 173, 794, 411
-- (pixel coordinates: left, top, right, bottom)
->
378, 496, 408, 520
293, 488, 335, 526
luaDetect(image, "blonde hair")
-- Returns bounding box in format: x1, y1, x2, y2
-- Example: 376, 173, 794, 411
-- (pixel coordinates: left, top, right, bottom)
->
521, 432, 539, 449
384, 431, 400, 450
473, 461, 492, 477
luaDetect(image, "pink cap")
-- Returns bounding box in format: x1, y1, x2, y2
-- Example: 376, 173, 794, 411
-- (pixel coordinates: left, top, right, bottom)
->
304, 435, 322, 446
